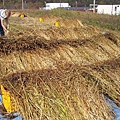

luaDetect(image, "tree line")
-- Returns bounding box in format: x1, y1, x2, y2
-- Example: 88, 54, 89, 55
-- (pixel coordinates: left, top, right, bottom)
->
0, 0, 120, 9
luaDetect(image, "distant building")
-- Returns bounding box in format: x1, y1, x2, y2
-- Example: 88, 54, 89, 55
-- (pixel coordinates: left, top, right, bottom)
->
65, 7, 89, 11
89, 4, 98, 10
42, 3, 120, 15
97, 5, 120, 15
89, 4, 98, 12
44, 3, 70, 10
88, 4, 120, 15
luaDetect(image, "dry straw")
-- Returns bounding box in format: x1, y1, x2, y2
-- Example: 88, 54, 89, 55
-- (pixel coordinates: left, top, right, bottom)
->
0, 10, 120, 120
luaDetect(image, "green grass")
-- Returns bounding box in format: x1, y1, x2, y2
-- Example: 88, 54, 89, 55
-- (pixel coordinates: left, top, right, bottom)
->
23, 9, 120, 32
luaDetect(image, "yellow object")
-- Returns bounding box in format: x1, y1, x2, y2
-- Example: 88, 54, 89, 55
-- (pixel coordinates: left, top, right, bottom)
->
39, 17, 43, 22
55, 22, 60, 27
1, 85, 11, 113
20, 14, 24, 18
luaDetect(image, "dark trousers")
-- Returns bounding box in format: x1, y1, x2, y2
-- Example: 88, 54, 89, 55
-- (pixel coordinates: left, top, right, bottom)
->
0, 21, 4, 36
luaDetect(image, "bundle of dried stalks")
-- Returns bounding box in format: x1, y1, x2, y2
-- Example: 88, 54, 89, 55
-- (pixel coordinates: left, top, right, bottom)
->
0, 15, 120, 120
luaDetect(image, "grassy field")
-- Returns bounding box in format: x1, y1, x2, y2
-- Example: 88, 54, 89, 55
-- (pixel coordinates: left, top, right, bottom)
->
23, 9, 120, 31
0, 9, 120, 120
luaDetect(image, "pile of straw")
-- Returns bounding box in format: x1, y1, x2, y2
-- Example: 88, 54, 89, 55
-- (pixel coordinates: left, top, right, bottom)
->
0, 16, 120, 120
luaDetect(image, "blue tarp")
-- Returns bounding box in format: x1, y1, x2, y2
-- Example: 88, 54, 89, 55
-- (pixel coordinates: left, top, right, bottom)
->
104, 96, 120, 120
0, 95, 2, 102
0, 95, 22, 120
114, 108, 120, 120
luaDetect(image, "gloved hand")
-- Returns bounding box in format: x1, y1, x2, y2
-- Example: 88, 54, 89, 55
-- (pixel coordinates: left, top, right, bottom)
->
5, 30, 9, 35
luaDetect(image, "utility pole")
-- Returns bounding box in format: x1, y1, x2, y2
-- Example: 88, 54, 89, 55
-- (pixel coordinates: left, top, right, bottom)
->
93, 0, 95, 13
111, 3, 113, 15
3, 0, 5, 8
60, 0, 61, 8
22, 0, 24, 10
59, 0, 61, 16
76, 1, 77, 8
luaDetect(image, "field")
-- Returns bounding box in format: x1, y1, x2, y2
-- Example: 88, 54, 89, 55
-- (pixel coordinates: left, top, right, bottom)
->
0, 9, 120, 120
